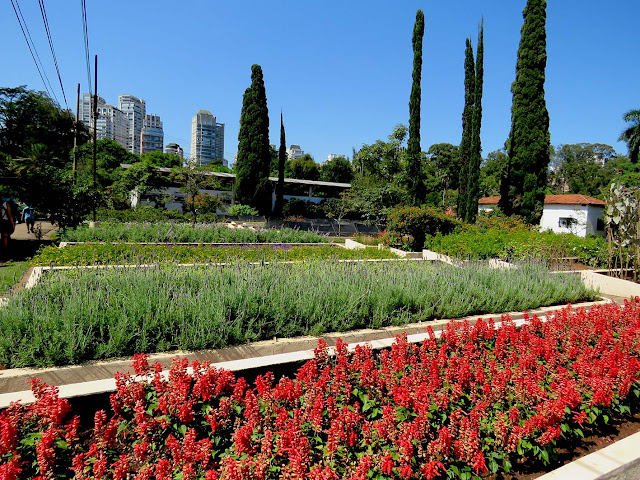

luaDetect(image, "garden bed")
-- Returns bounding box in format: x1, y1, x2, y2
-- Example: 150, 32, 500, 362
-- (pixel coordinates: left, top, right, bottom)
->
0, 261, 595, 368
30, 243, 397, 266
57, 222, 332, 244
2, 300, 639, 479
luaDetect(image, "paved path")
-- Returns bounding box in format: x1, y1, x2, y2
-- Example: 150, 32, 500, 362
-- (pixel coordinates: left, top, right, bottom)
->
1, 220, 57, 264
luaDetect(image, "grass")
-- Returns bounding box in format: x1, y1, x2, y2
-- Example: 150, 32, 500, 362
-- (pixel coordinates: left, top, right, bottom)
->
31, 243, 397, 266
58, 222, 332, 244
0, 261, 29, 294
0, 261, 596, 368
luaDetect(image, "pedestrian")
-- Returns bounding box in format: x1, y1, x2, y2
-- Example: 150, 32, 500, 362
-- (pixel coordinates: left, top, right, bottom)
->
0, 198, 15, 256
21, 205, 35, 233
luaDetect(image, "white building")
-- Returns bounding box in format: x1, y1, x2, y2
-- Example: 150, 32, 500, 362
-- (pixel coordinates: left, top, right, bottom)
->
287, 144, 304, 160
478, 194, 606, 238
164, 143, 184, 159
140, 114, 164, 154
78, 93, 128, 148
325, 154, 345, 163
191, 110, 224, 166
118, 94, 146, 155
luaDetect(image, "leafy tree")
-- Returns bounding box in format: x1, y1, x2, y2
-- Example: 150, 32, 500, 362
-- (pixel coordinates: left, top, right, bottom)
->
499, 0, 551, 225
426, 143, 460, 207
139, 150, 182, 168
77, 138, 137, 189
236, 64, 271, 215
480, 150, 508, 197
355, 125, 407, 185
458, 38, 475, 218
407, 10, 425, 205
464, 20, 484, 223
289, 154, 320, 180
321, 156, 352, 184
549, 143, 617, 196
171, 161, 221, 224
607, 155, 640, 189
619, 109, 640, 163
274, 112, 287, 217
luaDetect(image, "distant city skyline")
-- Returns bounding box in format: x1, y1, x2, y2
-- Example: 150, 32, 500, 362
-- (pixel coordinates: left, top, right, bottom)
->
2, 1, 639, 164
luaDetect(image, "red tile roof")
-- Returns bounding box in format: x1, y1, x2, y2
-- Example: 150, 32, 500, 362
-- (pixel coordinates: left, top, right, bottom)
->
478, 194, 605, 206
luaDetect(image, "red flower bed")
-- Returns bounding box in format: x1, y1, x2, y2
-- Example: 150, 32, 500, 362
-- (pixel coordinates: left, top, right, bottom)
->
2, 300, 640, 479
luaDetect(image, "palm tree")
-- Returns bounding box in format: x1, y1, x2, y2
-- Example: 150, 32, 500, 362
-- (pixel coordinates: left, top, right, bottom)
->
619, 109, 640, 163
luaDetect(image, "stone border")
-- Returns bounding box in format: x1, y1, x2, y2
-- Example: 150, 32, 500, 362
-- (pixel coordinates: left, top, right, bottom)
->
537, 430, 640, 480
0, 298, 611, 407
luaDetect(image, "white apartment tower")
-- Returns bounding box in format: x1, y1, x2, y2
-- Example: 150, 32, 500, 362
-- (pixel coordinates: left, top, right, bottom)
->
287, 144, 304, 160
118, 94, 146, 155
165, 143, 184, 159
191, 110, 224, 166
78, 93, 128, 148
140, 114, 164, 154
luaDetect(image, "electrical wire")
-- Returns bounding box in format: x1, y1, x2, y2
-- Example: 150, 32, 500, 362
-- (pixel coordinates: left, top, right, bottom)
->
80, 0, 92, 97
9, 0, 58, 103
37, 0, 68, 109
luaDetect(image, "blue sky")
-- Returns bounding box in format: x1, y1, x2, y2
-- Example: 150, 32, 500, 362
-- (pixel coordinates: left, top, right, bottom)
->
1, 1, 638, 165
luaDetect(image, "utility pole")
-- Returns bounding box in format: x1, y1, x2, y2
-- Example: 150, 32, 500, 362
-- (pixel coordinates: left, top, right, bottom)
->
92, 55, 98, 224
73, 83, 80, 182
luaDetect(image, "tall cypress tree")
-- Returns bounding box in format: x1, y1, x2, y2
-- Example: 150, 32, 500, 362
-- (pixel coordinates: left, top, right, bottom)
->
236, 64, 271, 214
457, 38, 475, 219
464, 20, 484, 223
407, 9, 425, 205
499, 0, 550, 224
274, 111, 286, 217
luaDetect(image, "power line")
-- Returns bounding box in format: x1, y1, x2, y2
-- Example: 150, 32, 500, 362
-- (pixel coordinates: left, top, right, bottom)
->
80, 0, 92, 97
9, 0, 58, 103
38, 0, 68, 109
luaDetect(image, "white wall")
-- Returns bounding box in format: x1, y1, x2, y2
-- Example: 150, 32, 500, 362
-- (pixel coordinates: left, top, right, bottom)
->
540, 204, 604, 237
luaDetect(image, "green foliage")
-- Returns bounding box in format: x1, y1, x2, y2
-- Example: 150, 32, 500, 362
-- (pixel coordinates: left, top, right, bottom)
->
549, 143, 617, 196
236, 65, 271, 214
337, 183, 409, 225
500, 0, 551, 224
189, 193, 222, 215
139, 150, 183, 168
458, 38, 475, 218
480, 150, 508, 197
31, 243, 395, 267
425, 213, 609, 266
408, 10, 426, 205
171, 162, 221, 223
387, 206, 459, 250
0, 261, 593, 367
289, 154, 320, 180
59, 221, 330, 243
227, 203, 259, 217
95, 207, 187, 223
354, 125, 407, 185
0, 261, 28, 293
281, 198, 324, 218
274, 112, 286, 216
464, 21, 484, 223
321, 156, 352, 184
603, 183, 640, 276
619, 109, 640, 163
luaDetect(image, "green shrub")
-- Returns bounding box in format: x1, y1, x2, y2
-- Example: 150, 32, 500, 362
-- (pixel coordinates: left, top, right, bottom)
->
227, 203, 259, 217
387, 206, 460, 250
281, 198, 325, 219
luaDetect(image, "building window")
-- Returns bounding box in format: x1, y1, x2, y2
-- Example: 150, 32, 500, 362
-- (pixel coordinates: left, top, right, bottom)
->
558, 217, 577, 228
597, 218, 605, 231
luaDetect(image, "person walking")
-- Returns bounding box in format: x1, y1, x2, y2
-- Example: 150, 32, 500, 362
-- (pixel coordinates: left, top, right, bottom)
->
0, 198, 15, 257
21, 206, 35, 234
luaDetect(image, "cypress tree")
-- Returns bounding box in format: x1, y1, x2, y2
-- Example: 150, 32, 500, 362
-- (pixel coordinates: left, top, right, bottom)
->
236, 64, 271, 214
464, 20, 484, 223
499, 0, 550, 224
457, 38, 475, 219
274, 111, 286, 217
407, 9, 425, 205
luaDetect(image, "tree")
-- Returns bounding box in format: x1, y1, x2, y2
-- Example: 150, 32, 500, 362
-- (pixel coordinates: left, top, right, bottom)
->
139, 150, 183, 168
464, 20, 484, 223
355, 125, 407, 186
321, 156, 352, 184
236, 64, 271, 215
549, 143, 617, 196
171, 160, 221, 224
499, 0, 551, 225
407, 10, 425, 205
289, 154, 320, 180
273, 112, 286, 217
457, 38, 475, 218
480, 150, 508, 197
427, 143, 460, 207
77, 138, 137, 189
619, 109, 640, 163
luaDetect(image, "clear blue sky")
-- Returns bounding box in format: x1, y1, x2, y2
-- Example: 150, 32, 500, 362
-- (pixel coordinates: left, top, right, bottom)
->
1, 1, 638, 165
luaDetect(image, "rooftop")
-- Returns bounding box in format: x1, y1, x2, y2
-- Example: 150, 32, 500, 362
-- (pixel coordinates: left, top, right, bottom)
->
479, 194, 606, 206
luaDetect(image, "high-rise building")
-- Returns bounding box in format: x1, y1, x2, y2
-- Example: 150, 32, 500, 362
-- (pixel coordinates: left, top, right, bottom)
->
140, 114, 164, 154
287, 144, 304, 160
118, 94, 146, 155
191, 110, 224, 166
165, 143, 184, 159
78, 93, 128, 148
